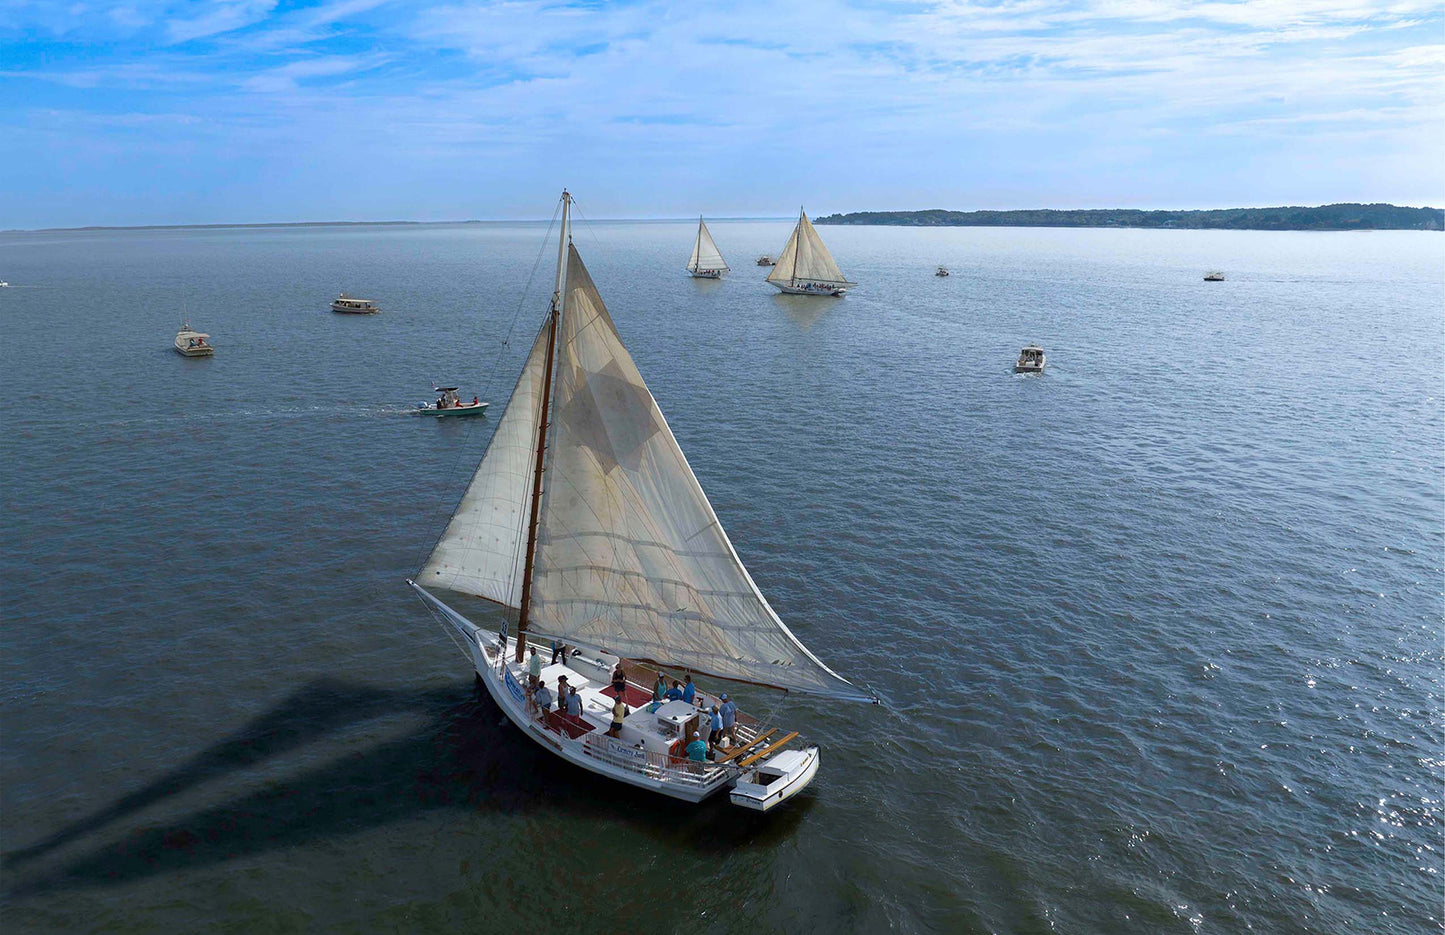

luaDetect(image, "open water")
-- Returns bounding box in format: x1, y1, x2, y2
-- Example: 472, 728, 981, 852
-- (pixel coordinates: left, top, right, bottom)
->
1, 219, 1441, 934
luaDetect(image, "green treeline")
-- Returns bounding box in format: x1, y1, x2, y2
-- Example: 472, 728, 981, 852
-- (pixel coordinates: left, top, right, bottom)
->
814, 203, 1443, 231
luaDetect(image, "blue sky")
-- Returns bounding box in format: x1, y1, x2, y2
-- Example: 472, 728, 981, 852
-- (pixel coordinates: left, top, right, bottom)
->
2, 0, 1441, 227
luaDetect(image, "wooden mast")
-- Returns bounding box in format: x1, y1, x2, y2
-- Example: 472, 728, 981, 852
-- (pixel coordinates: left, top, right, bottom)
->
515, 190, 568, 663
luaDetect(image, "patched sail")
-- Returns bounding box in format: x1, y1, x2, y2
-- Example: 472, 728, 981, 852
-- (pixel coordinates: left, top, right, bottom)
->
417, 324, 550, 606
687, 218, 728, 272
768, 210, 851, 285
530, 244, 867, 700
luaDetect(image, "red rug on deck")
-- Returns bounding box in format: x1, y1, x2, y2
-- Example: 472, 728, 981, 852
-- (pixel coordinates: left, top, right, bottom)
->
600, 683, 653, 708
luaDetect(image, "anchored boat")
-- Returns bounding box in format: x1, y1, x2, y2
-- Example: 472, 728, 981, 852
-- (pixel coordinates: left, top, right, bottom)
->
685, 216, 729, 279
1015, 344, 1046, 373
331, 293, 380, 314
767, 209, 855, 296
410, 190, 873, 811
174, 319, 214, 357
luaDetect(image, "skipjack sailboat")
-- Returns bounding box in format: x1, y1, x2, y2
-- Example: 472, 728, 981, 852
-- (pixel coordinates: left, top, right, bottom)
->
409, 191, 873, 811
685, 216, 729, 278
767, 208, 856, 296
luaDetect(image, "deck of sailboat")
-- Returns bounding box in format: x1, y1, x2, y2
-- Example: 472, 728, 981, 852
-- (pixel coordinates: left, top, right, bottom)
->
483, 634, 789, 799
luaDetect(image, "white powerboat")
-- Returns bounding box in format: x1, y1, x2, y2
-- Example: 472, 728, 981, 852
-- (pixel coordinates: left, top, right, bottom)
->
1204, 271, 1226, 281
1015, 345, 1045, 373
174, 319, 214, 357
416, 385, 488, 417
331, 293, 380, 314
408, 191, 874, 812
935, 266, 950, 277
756, 255, 775, 266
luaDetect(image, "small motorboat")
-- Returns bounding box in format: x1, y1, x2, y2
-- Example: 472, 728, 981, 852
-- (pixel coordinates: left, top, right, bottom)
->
756, 256, 775, 266
935, 266, 950, 277
0, 281, 9, 287
729, 745, 821, 812
331, 293, 380, 314
1203, 271, 1226, 281
174, 319, 214, 357
417, 385, 488, 417
1015, 345, 1045, 373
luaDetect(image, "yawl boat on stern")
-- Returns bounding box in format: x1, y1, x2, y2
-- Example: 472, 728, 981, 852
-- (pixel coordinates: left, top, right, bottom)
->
768, 208, 856, 296
409, 191, 873, 811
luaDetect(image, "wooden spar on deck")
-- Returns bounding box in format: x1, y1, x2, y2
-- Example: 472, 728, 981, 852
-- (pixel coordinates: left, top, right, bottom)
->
516, 190, 569, 663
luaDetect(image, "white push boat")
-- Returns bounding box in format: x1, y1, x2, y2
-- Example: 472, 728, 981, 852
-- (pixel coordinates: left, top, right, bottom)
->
331, 293, 380, 314
410, 191, 873, 812
174, 319, 214, 357
1015, 344, 1046, 373
685, 216, 729, 279
767, 209, 855, 296
416, 385, 488, 417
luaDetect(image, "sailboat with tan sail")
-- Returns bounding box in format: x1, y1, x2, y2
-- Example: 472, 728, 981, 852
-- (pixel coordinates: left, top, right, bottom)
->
767, 208, 856, 296
685, 216, 729, 278
408, 191, 874, 811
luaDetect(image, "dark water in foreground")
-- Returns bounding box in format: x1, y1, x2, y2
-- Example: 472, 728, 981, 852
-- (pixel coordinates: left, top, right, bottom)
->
2, 221, 1441, 934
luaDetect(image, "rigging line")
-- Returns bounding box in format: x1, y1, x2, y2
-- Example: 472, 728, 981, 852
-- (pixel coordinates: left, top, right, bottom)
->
568, 197, 606, 252
416, 202, 563, 578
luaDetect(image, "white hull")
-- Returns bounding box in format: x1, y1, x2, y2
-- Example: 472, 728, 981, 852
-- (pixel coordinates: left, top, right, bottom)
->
770, 281, 849, 297
730, 747, 820, 812
174, 344, 214, 357
416, 401, 489, 417
687, 269, 724, 279
410, 584, 818, 807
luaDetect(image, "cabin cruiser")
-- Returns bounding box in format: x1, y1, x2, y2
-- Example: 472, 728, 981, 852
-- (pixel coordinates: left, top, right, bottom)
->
935, 266, 950, 277
756, 256, 775, 266
1203, 271, 1226, 281
0, 280, 9, 287
174, 319, 214, 357
331, 293, 380, 314
416, 385, 488, 417
1015, 345, 1045, 373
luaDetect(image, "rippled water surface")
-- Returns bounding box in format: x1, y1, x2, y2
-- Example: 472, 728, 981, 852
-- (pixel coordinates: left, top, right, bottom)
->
2, 221, 1441, 933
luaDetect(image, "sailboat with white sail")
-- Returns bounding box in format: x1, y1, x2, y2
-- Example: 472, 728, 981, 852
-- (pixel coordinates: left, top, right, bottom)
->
767, 208, 856, 296
685, 216, 729, 279
408, 191, 873, 811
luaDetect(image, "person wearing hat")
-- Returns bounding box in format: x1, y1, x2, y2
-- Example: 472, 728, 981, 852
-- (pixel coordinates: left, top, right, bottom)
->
706, 704, 724, 754
685, 730, 708, 762
718, 693, 738, 746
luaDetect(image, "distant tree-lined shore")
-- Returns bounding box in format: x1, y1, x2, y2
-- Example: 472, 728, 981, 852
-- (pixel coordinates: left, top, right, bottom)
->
814, 203, 1443, 231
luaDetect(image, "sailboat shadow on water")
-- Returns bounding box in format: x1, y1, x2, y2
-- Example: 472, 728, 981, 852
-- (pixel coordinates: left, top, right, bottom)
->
3, 676, 811, 901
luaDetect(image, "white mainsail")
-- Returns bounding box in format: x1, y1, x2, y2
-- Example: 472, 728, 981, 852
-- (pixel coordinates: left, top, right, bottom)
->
767, 210, 852, 286
528, 244, 865, 699
417, 324, 551, 606
687, 217, 729, 273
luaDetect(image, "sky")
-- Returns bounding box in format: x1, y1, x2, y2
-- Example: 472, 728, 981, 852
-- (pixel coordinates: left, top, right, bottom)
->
1, 0, 1442, 227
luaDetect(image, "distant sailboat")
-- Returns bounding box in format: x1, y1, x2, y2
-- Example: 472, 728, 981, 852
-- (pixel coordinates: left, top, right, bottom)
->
767, 209, 855, 296
685, 217, 729, 279
409, 191, 873, 811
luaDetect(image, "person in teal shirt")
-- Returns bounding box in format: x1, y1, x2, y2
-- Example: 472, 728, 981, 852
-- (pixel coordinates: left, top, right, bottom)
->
685, 731, 708, 762
652, 674, 666, 702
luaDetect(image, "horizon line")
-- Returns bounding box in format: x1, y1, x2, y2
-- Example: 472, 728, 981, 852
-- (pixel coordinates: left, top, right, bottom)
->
7, 202, 1440, 234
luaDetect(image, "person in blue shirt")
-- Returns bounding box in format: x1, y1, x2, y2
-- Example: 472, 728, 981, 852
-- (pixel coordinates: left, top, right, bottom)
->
681, 675, 696, 705
533, 680, 553, 715
719, 694, 738, 746
663, 680, 683, 701
707, 705, 724, 753
686, 731, 708, 762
